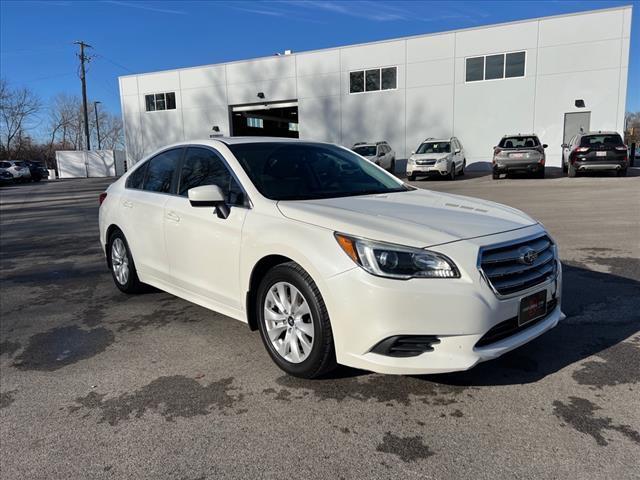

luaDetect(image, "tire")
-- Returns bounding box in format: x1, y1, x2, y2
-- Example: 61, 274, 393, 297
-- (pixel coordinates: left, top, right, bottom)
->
256, 262, 337, 379
562, 163, 568, 173
617, 168, 627, 177
537, 168, 545, 179
388, 158, 396, 174
448, 164, 456, 181
407, 174, 416, 181
568, 164, 577, 177
107, 230, 145, 294
492, 171, 500, 180
460, 159, 466, 176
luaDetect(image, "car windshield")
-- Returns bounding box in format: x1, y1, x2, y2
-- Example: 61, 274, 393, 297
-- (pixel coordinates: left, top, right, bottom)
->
499, 136, 540, 148
353, 145, 377, 157
416, 142, 450, 154
14, 161, 26, 167
229, 142, 408, 201
580, 134, 623, 147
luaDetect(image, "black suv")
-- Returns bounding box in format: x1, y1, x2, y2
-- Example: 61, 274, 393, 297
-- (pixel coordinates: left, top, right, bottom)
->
564, 131, 628, 177
25, 161, 49, 182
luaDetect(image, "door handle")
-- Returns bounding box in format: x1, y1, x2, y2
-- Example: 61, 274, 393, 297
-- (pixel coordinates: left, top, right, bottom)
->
166, 211, 180, 223
122, 200, 133, 208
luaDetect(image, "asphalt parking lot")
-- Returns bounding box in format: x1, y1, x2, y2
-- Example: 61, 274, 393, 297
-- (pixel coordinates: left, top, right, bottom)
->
1, 170, 639, 479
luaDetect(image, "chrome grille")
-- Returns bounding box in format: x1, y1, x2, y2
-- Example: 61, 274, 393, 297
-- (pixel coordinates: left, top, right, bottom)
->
416, 160, 436, 165
479, 234, 557, 296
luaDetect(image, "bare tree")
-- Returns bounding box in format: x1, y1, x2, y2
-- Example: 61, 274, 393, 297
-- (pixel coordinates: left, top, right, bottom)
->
0, 78, 41, 158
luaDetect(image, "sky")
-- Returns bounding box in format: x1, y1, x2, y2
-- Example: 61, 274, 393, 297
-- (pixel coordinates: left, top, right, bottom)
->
1, 0, 638, 128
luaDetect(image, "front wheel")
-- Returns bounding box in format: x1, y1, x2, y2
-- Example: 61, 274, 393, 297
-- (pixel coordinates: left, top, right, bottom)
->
108, 231, 146, 293
459, 159, 466, 176
407, 173, 416, 181
257, 262, 337, 379
448, 164, 456, 181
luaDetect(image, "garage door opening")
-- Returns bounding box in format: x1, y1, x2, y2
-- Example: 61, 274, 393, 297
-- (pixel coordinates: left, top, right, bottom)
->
231, 101, 299, 138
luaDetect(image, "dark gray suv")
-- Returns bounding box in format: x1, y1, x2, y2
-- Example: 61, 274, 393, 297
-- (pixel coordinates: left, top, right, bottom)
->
492, 134, 548, 179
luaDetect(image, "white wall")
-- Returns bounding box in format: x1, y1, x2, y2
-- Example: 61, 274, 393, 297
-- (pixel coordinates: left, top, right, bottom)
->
120, 6, 632, 169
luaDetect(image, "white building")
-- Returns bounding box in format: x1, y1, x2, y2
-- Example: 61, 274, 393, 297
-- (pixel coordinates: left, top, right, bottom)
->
119, 5, 633, 169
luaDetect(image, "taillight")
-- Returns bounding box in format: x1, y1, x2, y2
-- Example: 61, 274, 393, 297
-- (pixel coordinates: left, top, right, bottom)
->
99, 192, 107, 205
615, 146, 627, 151
575, 147, 590, 153
493, 147, 502, 155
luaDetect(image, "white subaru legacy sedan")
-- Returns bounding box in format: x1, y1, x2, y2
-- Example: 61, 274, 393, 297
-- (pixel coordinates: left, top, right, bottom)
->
99, 138, 564, 378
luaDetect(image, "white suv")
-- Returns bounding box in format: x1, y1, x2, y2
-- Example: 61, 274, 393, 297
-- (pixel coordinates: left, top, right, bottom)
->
99, 138, 563, 378
407, 137, 466, 181
352, 141, 396, 173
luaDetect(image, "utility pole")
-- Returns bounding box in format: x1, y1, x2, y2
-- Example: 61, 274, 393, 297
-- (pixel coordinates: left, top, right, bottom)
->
74, 41, 92, 151
93, 101, 102, 150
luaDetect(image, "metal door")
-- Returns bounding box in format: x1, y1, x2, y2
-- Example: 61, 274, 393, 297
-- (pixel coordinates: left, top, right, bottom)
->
563, 112, 591, 144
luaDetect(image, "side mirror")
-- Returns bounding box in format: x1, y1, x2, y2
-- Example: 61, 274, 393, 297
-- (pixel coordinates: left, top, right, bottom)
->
188, 185, 230, 219
561, 144, 568, 148
455, 148, 461, 154
378, 151, 385, 157
411, 150, 415, 155
542, 144, 548, 149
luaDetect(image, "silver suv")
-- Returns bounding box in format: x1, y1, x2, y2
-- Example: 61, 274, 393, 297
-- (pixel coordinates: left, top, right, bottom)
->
406, 137, 466, 181
492, 134, 548, 179
352, 141, 396, 173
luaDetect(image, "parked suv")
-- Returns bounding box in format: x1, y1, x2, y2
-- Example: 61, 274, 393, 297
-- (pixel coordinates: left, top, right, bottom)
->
352, 141, 396, 172
100, 138, 563, 378
406, 137, 466, 181
1, 160, 31, 182
25, 161, 49, 182
492, 134, 547, 179
564, 131, 628, 177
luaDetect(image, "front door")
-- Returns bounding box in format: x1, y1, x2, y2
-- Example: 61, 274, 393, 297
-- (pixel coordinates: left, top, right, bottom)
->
164, 146, 248, 310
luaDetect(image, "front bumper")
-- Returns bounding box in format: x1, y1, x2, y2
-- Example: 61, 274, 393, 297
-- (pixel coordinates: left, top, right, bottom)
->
407, 162, 449, 176
323, 226, 564, 375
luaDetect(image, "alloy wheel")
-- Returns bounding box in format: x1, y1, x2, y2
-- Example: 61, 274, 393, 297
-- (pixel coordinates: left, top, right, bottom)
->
111, 238, 130, 286
263, 281, 314, 363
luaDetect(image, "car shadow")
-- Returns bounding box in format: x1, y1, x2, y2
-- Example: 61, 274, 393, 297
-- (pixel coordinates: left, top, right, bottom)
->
325, 262, 639, 386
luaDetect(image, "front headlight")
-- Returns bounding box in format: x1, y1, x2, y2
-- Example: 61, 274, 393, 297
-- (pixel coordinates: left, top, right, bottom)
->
436, 156, 449, 164
335, 233, 460, 279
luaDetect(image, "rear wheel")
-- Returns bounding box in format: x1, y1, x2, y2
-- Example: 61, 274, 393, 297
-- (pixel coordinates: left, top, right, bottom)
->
108, 231, 145, 294
617, 168, 628, 177
537, 168, 545, 179
257, 262, 336, 379
492, 171, 500, 180
562, 163, 568, 173
568, 164, 577, 177
407, 173, 416, 181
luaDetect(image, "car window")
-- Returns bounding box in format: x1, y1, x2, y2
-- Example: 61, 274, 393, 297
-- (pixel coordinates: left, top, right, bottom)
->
353, 145, 376, 157
14, 161, 26, 167
229, 142, 407, 201
143, 148, 182, 193
126, 162, 148, 189
178, 147, 244, 205
416, 142, 450, 154
499, 136, 540, 148
0, 162, 11, 168
580, 134, 623, 147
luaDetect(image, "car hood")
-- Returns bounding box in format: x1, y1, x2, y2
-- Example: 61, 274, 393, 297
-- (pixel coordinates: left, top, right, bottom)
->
411, 152, 450, 161
277, 189, 537, 247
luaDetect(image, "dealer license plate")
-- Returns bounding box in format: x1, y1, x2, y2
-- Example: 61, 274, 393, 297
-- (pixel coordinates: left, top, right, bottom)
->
596, 151, 607, 157
518, 290, 547, 326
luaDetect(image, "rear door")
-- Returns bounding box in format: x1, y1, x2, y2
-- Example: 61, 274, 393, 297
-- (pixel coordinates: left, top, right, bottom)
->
164, 146, 249, 310
121, 148, 183, 282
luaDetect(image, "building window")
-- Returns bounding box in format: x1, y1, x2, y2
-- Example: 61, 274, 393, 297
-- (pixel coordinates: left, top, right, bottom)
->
505, 51, 526, 78
485, 54, 504, 80
247, 117, 263, 128
465, 51, 526, 82
145, 92, 176, 112
349, 66, 397, 94
465, 57, 484, 82
350, 71, 364, 93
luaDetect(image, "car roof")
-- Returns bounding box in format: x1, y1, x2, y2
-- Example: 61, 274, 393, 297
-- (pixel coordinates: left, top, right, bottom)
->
502, 133, 539, 137
421, 138, 451, 143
